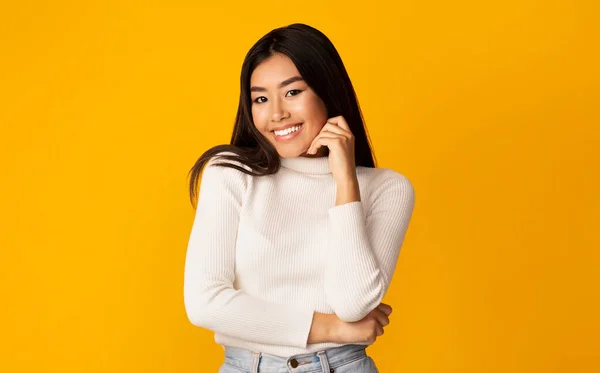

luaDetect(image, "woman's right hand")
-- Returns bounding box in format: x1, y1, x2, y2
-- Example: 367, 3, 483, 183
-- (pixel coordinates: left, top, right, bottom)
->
333, 302, 393, 345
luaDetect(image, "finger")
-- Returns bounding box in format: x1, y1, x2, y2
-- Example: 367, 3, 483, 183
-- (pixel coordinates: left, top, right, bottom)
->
308, 134, 345, 154
307, 133, 339, 151
378, 303, 393, 316
322, 122, 351, 138
314, 133, 344, 140
374, 309, 390, 327
325, 116, 351, 132
308, 136, 344, 155
306, 133, 326, 154
376, 323, 384, 336
309, 128, 342, 147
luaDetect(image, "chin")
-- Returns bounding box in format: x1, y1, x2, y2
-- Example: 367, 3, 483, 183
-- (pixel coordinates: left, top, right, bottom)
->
276, 146, 307, 159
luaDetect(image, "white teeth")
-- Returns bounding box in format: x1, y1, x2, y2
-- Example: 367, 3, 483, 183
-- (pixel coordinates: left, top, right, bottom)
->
274, 124, 301, 136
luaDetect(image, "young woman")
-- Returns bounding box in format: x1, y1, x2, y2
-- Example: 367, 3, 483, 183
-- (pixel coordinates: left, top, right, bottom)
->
184, 23, 415, 373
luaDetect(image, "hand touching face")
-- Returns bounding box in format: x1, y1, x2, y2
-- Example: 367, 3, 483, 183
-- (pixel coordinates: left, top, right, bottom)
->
249, 53, 328, 158
307, 115, 357, 183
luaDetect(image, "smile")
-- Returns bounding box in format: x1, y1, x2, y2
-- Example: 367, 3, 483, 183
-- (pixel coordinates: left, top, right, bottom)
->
272, 123, 304, 141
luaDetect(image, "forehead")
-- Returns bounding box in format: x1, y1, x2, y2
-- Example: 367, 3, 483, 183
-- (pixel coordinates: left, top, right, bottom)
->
250, 54, 300, 85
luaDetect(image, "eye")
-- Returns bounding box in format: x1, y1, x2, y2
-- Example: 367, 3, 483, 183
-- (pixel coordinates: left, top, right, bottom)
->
286, 89, 302, 97
252, 89, 303, 104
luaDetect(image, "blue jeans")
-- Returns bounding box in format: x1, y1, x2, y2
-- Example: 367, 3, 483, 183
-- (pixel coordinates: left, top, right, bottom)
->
218, 344, 379, 373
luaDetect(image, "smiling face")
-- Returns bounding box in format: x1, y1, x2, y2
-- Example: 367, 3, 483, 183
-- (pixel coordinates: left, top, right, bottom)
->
250, 53, 329, 158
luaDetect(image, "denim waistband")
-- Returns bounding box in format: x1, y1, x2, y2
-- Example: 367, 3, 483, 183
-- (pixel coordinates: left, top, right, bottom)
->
223, 343, 368, 373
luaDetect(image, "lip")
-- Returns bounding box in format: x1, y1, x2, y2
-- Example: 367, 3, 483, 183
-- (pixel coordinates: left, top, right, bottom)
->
271, 122, 303, 132
272, 123, 304, 142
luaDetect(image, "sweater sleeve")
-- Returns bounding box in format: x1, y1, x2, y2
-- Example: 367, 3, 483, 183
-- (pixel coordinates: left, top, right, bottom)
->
324, 170, 415, 322
183, 156, 315, 347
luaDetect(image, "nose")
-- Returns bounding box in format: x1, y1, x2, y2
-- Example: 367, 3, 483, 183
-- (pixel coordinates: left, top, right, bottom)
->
269, 97, 290, 122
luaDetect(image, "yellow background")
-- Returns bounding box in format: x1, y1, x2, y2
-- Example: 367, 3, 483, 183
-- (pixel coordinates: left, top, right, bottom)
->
1, 1, 598, 372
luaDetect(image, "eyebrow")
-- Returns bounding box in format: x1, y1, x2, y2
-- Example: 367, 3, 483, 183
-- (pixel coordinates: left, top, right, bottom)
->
250, 76, 305, 92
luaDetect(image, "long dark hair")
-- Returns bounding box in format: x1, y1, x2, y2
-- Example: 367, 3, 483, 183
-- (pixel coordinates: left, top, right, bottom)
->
188, 23, 377, 208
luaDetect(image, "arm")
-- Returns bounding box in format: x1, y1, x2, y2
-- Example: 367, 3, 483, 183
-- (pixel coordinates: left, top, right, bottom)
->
183, 156, 316, 347
308, 312, 339, 344
324, 171, 415, 322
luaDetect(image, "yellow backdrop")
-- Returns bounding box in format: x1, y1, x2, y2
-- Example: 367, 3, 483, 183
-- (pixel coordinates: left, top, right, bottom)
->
1, 1, 598, 372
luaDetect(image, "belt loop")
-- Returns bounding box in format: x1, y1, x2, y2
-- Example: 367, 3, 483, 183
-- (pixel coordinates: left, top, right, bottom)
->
251, 351, 262, 373
317, 350, 331, 373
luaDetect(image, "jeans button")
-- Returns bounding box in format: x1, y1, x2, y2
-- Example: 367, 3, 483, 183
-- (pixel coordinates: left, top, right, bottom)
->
290, 358, 299, 368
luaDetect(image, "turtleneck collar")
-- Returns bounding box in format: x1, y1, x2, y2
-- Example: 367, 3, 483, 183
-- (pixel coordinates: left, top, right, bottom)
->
279, 156, 331, 175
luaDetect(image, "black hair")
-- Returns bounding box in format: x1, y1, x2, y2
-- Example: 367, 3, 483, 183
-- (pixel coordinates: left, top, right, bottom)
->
188, 23, 376, 208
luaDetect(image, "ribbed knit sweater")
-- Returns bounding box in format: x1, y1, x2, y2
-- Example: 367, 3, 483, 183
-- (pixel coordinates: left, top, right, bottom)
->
183, 153, 415, 358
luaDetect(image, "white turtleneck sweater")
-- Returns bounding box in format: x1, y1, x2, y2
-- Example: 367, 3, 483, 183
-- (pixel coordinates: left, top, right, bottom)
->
183, 153, 415, 358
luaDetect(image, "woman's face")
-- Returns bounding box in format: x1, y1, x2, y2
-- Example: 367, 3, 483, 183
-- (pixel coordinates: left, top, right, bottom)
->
250, 53, 328, 158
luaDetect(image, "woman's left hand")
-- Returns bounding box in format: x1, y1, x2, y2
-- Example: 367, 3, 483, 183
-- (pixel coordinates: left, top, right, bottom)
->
306, 115, 358, 186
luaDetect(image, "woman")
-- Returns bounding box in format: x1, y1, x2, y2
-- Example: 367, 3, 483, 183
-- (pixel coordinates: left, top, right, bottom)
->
184, 23, 415, 373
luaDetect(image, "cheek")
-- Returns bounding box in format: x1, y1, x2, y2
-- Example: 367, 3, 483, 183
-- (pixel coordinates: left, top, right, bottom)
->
305, 96, 327, 120
251, 107, 268, 133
